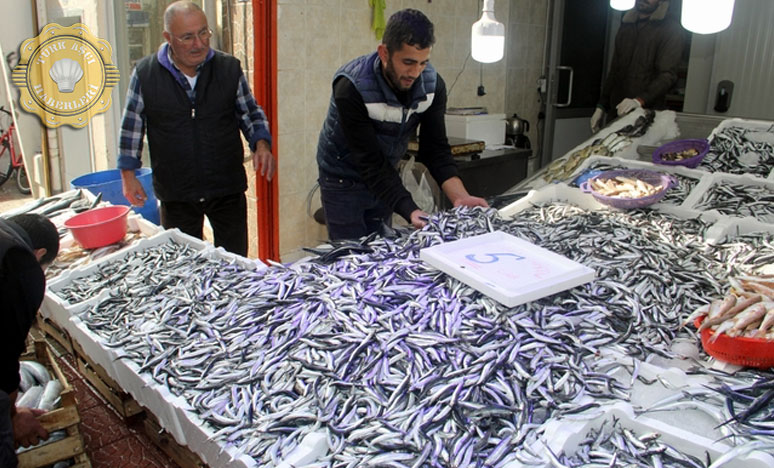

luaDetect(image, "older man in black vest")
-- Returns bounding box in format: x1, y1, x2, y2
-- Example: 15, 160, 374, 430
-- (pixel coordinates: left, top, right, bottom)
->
118, 0, 274, 256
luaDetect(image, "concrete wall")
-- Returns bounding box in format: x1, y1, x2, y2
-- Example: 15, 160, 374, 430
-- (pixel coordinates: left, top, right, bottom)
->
0, 1, 40, 176
274, 0, 525, 260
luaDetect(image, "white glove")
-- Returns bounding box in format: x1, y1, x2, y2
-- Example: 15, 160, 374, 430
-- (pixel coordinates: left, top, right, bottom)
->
616, 98, 642, 116
590, 108, 604, 133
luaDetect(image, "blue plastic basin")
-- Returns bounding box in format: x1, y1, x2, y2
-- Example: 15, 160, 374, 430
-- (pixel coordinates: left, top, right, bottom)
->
70, 168, 160, 225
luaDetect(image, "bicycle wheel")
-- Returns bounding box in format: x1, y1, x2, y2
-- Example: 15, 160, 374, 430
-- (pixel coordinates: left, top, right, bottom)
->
0, 138, 12, 187
16, 164, 31, 194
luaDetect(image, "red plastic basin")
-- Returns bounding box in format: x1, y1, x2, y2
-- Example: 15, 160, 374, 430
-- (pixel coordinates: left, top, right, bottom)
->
64, 205, 130, 249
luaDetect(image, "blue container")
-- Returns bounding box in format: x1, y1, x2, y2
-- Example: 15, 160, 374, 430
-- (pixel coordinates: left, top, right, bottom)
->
70, 168, 160, 225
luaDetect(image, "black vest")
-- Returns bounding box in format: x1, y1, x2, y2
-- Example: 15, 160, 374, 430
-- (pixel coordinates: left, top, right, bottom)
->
135, 51, 245, 202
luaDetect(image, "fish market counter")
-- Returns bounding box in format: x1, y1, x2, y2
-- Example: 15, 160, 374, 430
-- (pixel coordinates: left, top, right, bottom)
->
31, 113, 774, 468
38, 186, 774, 465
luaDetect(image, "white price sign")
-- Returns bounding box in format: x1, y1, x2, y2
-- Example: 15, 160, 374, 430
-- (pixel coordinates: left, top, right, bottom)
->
420, 231, 595, 307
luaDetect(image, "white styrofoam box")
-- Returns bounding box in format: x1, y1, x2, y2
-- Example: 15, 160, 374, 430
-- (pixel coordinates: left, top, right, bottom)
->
210, 245, 267, 272
444, 113, 506, 147
707, 117, 774, 142
499, 183, 603, 219
594, 349, 735, 440
110, 356, 188, 446
68, 313, 122, 383
504, 401, 774, 468
46, 228, 212, 308
46, 213, 162, 284
570, 155, 709, 206
554, 109, 679, 165
496, 182, 706, 220
174, 408, 256, 468
420, 231, 595, 307
684, 171, 774, 225
276, 431, 329, 468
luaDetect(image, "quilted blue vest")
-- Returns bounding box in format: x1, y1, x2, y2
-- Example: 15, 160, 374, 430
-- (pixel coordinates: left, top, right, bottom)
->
316, 52, 437, 180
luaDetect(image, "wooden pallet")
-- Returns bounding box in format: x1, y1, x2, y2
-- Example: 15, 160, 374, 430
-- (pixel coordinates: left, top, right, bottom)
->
35, 315, 74, 354
18, 341, 90, 468
72, 339, 144, 421
143, 412, 208, 468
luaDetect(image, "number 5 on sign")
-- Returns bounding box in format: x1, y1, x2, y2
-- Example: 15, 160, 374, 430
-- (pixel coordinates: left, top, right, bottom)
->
420, 231, 595, 307
465, 252, 525, 264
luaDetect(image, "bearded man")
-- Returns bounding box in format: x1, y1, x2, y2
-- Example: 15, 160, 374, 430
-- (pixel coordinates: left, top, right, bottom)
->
316, 8, 488, 241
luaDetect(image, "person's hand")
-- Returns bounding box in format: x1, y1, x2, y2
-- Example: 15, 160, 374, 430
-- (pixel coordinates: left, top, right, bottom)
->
120, 169, 147, 207
13, 406, 48, 448
410, 209, 429, 229
452, 195, 489, 209
252, 140, 275, 182
590, 107, 604, 133
616, 98, 642, 116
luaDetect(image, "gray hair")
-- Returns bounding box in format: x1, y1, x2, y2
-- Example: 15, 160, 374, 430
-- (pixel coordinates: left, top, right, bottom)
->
164, 1, 204, 32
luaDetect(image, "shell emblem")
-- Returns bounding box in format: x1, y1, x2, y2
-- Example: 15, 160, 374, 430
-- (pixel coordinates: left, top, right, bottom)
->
11, 23, 119, 128
48, 58, 84, 93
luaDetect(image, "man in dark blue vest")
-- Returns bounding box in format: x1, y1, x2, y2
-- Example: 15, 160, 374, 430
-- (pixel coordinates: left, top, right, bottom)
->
0, 214, 59, 466
317, 9, 488, 241
118, 0, 274, 256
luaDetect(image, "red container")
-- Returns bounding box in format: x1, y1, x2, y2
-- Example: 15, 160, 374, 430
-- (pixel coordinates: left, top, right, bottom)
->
64, 205, 130, 249
695, 317, 774, 369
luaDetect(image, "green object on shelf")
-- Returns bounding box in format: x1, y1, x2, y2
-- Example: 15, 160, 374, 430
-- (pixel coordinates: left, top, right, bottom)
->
369, 0, 386, 39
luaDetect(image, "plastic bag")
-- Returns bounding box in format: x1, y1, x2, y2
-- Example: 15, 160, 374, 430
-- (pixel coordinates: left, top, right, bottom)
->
400, 156, 436, 213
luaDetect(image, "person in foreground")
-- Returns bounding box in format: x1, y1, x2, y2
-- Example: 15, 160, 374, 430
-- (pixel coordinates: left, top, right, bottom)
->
0, 214, 59, 467
316, 8, 488, 241
591, 0, 684, 133
118, 0, 275, 256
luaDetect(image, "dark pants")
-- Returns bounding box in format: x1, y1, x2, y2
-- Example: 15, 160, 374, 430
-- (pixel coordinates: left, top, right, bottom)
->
319, 176, 392, 241
160, 193, 248, 256
0, 390, 16, 468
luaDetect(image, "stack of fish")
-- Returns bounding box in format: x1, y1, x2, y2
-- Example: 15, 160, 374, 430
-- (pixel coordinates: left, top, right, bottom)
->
67, 204, 774, 467
702, 126, 774, 177
16, 359, 67, 458
694, 181, 774, 223
687, 275, 774, 340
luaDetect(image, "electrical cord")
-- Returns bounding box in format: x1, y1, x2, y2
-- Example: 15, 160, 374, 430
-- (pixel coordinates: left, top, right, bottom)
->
306, 182, 320, 220
447, 52, 470, 99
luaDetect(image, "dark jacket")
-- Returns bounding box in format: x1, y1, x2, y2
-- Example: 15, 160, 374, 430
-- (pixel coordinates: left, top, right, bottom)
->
599, 1, 684, 115
134, 51, 245, 202
0, 219, 45, 394
317, 52, 438, 181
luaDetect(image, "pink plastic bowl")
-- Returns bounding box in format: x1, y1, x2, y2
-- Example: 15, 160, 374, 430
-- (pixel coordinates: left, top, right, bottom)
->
64, 205, 130, 249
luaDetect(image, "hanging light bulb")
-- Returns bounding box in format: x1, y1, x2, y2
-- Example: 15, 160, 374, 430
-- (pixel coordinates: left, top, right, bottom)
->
610, 0, 635, 11
471, 0, 505, 63
682, 0, 735, 34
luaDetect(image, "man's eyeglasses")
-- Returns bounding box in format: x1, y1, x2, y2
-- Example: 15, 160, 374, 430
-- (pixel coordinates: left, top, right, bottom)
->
170, 28, 212, 46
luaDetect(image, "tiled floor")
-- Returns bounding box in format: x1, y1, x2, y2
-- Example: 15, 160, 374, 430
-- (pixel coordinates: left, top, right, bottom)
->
53, 351, 180, 468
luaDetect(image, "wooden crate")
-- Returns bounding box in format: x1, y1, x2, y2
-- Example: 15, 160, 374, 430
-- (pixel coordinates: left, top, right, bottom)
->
143, 412, 208, 468
17, 340, 90, 468
35, 315, 74, 354
72, 339, 144, 420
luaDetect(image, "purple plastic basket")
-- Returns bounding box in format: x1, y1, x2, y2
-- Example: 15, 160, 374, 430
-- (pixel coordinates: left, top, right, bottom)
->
652, 139, 710, 168
580, 169, 678, 209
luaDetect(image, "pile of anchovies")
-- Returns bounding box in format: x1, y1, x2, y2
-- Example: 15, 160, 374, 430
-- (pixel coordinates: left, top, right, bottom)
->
538, 418, 712, 468
587, 161, 699, 206
71, 205, 774, 467
693, 181, 774, 223
701, 126, 774, 177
